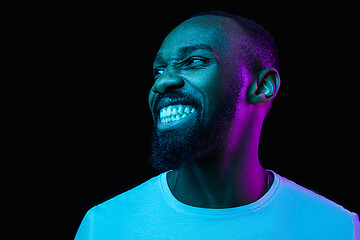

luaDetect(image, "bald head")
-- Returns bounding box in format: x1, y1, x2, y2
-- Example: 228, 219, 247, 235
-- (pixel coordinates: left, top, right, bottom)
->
161, 15, 242, 56
188, 11, 280, 72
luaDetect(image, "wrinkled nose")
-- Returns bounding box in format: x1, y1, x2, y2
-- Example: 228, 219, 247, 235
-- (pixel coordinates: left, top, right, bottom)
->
151, 68, 184, 94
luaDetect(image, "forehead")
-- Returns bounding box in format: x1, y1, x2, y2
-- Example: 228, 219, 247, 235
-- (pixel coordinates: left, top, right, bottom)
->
155, 15, 241, 63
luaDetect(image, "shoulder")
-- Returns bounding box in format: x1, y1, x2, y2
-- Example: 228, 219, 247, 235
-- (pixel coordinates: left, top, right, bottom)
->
96, 173, 163, 212
82, 173, 164, 223
278, 174, 350, 214
275, 173, 358, 238
75, 173, 165, 239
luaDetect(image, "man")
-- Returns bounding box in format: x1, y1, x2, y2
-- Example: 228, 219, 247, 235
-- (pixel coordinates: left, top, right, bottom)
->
75, 11, 359, 239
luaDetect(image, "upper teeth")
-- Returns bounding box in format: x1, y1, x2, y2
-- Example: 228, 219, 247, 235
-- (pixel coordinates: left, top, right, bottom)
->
160, 105, 195, 123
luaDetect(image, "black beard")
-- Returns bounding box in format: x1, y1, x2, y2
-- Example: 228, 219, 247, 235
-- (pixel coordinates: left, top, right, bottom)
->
149, 85, 240, 172
150, 113, 208, 172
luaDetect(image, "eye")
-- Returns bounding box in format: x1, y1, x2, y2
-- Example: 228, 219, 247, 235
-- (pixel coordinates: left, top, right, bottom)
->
185, 57, 207, 66
153, 67, 165, 78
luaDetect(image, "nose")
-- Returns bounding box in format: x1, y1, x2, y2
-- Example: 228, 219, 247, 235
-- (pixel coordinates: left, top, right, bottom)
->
152, 68, 184, 94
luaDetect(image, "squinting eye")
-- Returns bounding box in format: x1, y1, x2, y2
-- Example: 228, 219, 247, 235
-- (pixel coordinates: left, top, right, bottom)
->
183, 57, 208, 67
157, 69, 165, 75
153, 68, 165, 78
188, 58, 203, 64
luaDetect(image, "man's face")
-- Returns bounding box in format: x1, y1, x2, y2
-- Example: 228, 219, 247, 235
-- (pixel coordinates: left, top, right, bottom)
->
148, 16, 245, 171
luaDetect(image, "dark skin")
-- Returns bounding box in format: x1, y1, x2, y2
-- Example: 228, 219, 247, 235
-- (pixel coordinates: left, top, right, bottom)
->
149, 15, 280, 208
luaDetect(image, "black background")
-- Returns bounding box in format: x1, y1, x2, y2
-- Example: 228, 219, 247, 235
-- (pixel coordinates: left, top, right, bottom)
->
15, 3, 359, 239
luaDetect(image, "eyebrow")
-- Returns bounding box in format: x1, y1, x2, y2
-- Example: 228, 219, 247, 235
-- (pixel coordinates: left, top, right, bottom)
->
154, 44, 214, 64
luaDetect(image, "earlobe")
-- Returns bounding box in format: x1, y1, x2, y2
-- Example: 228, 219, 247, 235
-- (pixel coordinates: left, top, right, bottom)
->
247, 67, 280, 104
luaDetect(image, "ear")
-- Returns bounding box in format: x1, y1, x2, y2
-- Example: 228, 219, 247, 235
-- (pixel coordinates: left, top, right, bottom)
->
247, 67, 280, 104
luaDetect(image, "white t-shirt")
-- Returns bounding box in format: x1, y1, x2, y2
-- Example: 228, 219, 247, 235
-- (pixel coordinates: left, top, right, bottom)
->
75, 171, 359, 239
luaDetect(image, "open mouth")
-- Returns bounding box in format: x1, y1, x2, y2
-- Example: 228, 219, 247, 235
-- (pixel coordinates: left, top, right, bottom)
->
157, 104, 197, 131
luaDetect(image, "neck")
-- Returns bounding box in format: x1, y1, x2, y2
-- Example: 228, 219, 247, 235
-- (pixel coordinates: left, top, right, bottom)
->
167, 114, 272, 209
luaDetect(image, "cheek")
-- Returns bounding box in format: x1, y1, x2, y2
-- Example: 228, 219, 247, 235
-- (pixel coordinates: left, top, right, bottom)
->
184, 65, 223, 121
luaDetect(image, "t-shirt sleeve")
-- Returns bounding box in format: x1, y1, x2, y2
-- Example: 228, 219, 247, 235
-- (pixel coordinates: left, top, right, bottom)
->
74, 208, 95, 240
